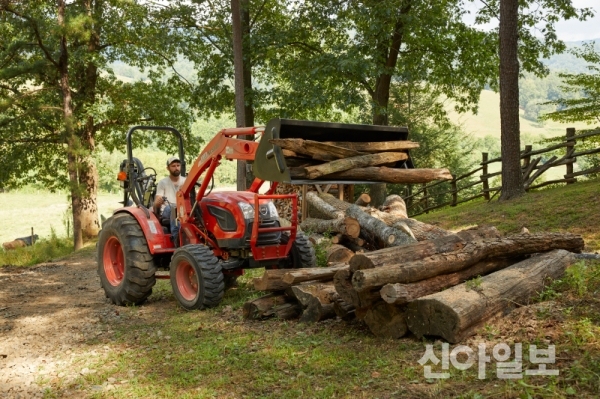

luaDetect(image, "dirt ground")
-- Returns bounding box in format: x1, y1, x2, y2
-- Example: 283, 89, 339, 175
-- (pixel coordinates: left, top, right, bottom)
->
0, 248, 128, 398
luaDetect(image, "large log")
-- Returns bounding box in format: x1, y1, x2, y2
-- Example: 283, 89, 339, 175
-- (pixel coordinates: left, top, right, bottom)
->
381, 195, 407, 219
352, 232, 584, 292
322, 140, 420, 152
253, 269, 289, 291
300, 217, 360, 238
304, 152, 409, 179
243, 293, 302, 320
305, 191, 346, 219
380, 258, 515, 305
326, 244, 355, 263
326, 166, 453, 184
291, 282, 338, 323
333, 269, 381, 309
270, 138, 365, 161
348, 226, 501, 272
363, 301, 408, 339
354, 193, 371, 206
333, 298, 356, 321
406, 249, 576, 343
282, 264, 348, 285
346, 204, 416, 247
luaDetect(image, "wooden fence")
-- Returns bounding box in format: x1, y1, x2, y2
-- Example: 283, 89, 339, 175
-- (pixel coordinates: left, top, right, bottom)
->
405, 128, 600, 217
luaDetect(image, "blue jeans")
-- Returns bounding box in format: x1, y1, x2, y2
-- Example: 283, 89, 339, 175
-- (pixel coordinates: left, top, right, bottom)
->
162, 204, 179, 245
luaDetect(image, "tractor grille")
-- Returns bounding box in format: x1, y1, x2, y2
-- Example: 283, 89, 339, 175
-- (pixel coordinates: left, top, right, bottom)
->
246, 219, 281, 246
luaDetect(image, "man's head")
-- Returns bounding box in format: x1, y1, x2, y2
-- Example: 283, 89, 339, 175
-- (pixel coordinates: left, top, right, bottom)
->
166, 156, 181, 177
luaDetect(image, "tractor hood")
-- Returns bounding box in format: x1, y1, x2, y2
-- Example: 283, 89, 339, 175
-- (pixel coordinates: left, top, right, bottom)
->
253, 118, 413, 184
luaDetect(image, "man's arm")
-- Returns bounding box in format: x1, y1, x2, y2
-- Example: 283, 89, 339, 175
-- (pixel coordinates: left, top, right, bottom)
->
154, 179, 166, 213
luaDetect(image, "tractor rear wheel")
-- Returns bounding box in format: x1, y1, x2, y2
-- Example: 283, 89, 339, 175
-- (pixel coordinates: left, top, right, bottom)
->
170, 245, 225, 310
97, 213, 156, 306
279, 232, 316, 269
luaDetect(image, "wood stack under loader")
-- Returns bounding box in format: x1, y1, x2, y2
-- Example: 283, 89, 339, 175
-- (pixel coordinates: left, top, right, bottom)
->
243, 223, 584, 343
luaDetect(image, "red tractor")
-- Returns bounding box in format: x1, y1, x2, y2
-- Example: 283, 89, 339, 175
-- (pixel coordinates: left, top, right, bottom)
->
98, 119, 411, 310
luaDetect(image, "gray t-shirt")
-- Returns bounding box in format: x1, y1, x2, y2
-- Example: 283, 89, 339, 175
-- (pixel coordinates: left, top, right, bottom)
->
156, 176, 185, 206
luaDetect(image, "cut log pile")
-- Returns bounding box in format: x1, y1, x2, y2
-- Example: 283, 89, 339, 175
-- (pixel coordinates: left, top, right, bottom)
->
243, 220, 584, 343
271, 138, 452, 184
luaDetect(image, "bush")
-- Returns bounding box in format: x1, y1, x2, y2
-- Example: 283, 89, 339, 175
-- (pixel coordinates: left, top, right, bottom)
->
0, 229, 74, 267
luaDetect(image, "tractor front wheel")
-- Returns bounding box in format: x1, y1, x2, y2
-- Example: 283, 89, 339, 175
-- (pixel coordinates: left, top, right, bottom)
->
97, 213, 156, 306
170, 245, 225, 310
279, 232, 316, 269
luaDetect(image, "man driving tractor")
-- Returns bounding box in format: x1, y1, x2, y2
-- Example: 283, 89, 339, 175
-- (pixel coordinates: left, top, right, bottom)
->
153, 156, 185, 246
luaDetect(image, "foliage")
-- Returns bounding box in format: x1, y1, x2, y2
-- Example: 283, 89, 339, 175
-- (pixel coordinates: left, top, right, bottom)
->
541, 42, 600, 126
0, 229, 73, 267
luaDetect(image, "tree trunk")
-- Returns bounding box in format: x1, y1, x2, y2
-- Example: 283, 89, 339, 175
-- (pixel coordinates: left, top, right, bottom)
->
346, 204, 416, 247
406, 250, 576, 343
498, 0, 525, 200
352, 232, 584, 292
380, 258, 515, 305
326, 167, 453, 184
363, 301, 408, 339
232, 0, 248, 190
300, 217, 360, 238
282, 264, 348, 285
253, 269, 289, 291
270, 138, 365, 161
322, 140, 420, 152
368, 183, 387, 208
303, 152, 408, 179
349, 226, 502, 272
290, 282, 338, 323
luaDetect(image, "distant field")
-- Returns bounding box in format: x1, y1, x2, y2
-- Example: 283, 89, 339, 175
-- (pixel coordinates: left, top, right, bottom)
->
447, 89, 597, 140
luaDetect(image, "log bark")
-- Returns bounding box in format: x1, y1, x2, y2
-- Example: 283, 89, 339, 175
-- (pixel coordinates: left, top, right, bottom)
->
406, 249, 576, 343
282, 264, 348, 285
322, 140, 420, 152
333, 298, 356, 321
380, 258, 515, 305
381, 195, 407, 218
333, 269, 381, 309
352, 232, 584, 292
326, 244, 354, 263
363, 301, 408, 339
253, 269, 289, 291
326, 166, 453, 184
305, 191, 346, 219
308, 234, 330, 246
243, 293, 301, 320
291, 282, 338, 323
361, 207, 450, 241
300, 217, 360, 238
304, 152, 408, 179
355, 193, 371, 206
270, 138, 365, 161
348, 226, 501, 272
346, 204, 416, 247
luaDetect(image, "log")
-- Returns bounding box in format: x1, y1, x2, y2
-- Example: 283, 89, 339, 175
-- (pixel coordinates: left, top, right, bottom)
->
326, 166, 453, 184
380, 258, 515, 305
305, 191, 346, 219
308, 234, 330, 246
333, 269, 381, 309
282, 264, 349, 285
352, 232, 584, 292
253, 270, 289, 291
326, 244, 354, 263
381, 195, 407, 219
304, 152, 409, 179
322, 140, 420, 152
300, 216, 360, 238
406, 249, 577, 343
270, 138, 365, 161
333, 298, 356, 321
291, 282, 338, 323
363, 301, 408, 339
348, 226, 500, 272
346, 205, 416, 247
361, 208, 451, 241
243, 293, 301, 320
355, 193, 371, 206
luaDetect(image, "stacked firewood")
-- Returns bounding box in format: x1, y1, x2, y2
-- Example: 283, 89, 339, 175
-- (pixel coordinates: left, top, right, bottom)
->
271, 138, 452, 184
244, 219, 584, 343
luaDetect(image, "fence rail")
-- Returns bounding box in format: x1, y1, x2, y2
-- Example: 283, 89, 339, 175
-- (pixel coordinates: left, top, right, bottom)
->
405, 128, 600, 217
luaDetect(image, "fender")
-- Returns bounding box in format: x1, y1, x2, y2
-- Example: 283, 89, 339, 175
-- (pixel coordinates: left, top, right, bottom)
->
113, 207, 175, 254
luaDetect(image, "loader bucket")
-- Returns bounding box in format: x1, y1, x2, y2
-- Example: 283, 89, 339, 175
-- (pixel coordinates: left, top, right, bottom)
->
253, 118, 413, 184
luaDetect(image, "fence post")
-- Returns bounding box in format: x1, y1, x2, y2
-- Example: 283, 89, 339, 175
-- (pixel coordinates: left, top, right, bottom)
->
451, 176, 457, 206
422, 183, 429, 214
566, 127, 576, 183
481, 152, 490, 201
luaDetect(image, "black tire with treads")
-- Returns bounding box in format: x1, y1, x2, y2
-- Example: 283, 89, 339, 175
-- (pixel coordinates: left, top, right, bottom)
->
97, 213, 156, 306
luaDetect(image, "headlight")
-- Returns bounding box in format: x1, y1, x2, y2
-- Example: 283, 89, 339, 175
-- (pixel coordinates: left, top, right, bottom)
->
266, 201, 278, 218
238, 202, 254, 219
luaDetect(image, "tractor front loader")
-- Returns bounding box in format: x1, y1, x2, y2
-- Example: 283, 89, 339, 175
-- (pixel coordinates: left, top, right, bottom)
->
98, 119, 410, 310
